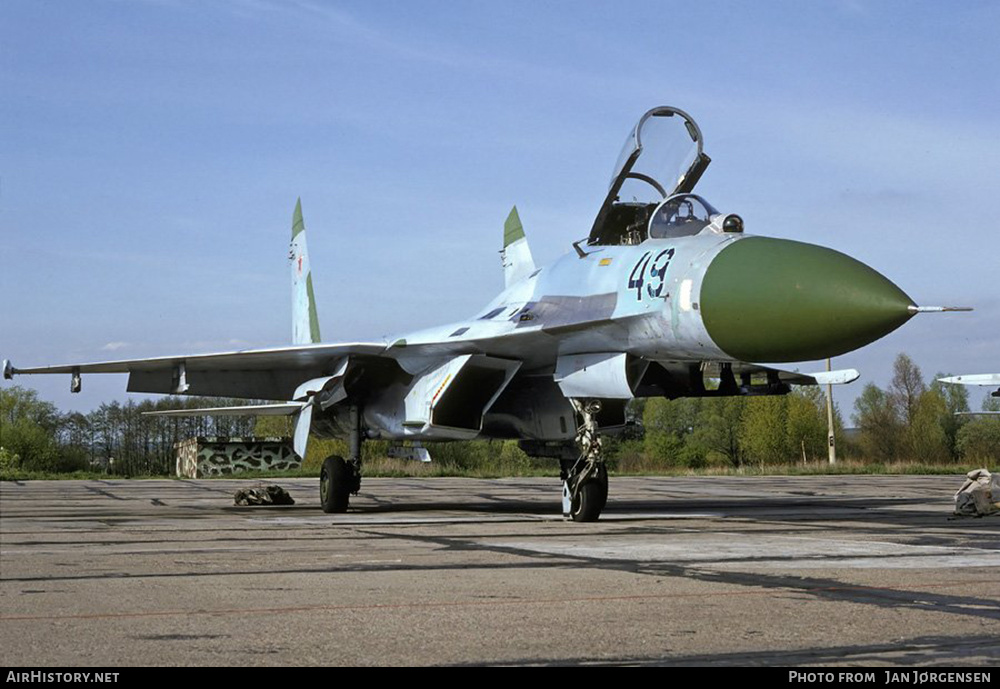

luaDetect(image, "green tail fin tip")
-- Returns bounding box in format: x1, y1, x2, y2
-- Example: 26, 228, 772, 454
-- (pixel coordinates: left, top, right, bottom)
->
503, 206, 525, 248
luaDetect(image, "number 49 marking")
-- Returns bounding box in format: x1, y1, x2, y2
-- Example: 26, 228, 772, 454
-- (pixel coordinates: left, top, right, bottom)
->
628, 248, 674, 301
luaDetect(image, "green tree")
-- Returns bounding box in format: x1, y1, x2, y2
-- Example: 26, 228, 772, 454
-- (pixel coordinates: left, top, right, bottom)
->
930, 374, 971, 460
1, 386, 60, 431
955, 417, 1000, 464
691, 396, 745, 467
908, 389, 950, 463
889, 353, 925, 428
740, 396, 789, 466
642, 397, 704, 468
852, 383, 900, 462
0, 446, 20, 471
786, 387, 828, 463
254, 415, 293, 437
0, 386, 61, 471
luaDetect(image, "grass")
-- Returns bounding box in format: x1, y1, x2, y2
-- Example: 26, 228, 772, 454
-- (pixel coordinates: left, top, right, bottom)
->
619, 460, 988, 477
2, 458, 991, 482
0, 469, 166, 481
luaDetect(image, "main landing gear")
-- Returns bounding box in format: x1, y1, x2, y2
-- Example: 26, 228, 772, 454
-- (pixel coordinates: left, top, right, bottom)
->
320, 405, 363, 513
561, 399, 609, 522
317, 401, 609, 520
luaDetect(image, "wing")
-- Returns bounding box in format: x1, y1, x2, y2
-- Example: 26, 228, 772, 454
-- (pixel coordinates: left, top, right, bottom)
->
143, 402, 306, 417
4, 343, 388, 400
4, 342, 857, 401
938, 374, 1000, 387
938, 373, 1000, 403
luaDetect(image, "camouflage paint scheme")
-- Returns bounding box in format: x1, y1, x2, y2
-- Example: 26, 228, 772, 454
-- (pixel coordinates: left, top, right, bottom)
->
175, 437, 301, 478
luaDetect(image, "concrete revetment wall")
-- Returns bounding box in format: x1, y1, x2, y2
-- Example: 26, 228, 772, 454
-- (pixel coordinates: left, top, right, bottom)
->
174, 437, 301, 477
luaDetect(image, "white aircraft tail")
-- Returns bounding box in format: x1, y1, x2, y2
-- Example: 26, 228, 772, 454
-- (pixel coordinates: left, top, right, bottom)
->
501, 206, 536, 287
132, 201, 327, 462
290, 198, 322, 345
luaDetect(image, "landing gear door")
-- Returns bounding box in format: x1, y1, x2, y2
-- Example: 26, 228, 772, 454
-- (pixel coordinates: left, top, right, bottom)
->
588, 106, 710, 245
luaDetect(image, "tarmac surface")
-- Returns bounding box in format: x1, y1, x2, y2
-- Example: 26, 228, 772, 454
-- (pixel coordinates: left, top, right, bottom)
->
1, 475, 998, 667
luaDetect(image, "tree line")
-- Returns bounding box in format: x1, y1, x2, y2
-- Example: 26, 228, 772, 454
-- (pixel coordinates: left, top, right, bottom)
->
2, 352, 997, 476
619, 353, 998, 471
1, 390, 257, 475
849, 354, 998, 464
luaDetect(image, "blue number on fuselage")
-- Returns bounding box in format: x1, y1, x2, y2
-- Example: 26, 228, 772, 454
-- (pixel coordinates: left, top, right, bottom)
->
628, 251, 652, 300
629, 248, 673, 301
646, 248, 674, 299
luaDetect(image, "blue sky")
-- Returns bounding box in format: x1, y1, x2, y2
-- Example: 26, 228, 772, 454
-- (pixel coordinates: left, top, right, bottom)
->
2, 0, 998, 414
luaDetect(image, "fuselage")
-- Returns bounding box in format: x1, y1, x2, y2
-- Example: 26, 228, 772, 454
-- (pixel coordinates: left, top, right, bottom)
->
396, 230, 915, 369
342, 228, 916, 444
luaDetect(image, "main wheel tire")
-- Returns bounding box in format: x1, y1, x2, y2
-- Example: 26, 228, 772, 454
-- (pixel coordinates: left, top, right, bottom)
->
594, 465, 609, 513
570, 479, 604, 522
320, 455, 351, 513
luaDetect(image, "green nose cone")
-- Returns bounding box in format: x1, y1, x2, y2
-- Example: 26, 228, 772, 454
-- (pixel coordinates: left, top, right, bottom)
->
701, 237, 915, 362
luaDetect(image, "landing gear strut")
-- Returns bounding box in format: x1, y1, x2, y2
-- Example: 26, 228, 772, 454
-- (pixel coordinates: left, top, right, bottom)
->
562, 399, 609, 522
319, 404, 363, 513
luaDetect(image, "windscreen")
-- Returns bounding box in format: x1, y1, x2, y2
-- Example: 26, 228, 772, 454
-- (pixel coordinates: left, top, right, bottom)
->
589, 106, 710, 246
613, 112, 701, 203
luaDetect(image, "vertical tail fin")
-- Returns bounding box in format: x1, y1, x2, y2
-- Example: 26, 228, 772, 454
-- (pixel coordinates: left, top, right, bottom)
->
501, 205, 536, 287
290, 198, 322, 344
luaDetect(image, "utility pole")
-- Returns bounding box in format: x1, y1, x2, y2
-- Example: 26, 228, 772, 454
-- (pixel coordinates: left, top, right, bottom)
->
826, 357, 837, 465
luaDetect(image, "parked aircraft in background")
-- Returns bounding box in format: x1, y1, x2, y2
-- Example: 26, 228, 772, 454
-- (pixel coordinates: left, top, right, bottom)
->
4, 106, 966, 521
939, 374, 1000, 415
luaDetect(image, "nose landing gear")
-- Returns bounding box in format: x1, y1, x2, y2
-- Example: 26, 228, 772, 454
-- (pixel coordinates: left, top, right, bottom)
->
562, 399, 609, 522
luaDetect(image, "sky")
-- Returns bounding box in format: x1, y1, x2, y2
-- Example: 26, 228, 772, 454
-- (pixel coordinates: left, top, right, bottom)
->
1, 0, 998, 417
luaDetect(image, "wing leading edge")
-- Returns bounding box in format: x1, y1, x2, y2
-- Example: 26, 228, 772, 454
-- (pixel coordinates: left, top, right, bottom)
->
3, 343, 387, 400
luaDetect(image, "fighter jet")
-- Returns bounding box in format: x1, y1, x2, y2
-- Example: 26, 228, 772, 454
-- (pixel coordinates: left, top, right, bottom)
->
938, 374, 1000, 415
3, 106, 963, 521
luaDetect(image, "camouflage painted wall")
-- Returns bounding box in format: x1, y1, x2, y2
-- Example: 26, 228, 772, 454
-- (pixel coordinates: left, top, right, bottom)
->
175, 437, 301, 478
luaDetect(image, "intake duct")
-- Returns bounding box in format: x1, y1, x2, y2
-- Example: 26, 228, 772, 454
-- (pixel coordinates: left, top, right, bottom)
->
400, 355, 522, 437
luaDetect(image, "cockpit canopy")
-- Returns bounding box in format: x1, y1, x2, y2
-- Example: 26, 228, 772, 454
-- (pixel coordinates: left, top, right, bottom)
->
648, 194, 719, 239
588, 106, 713, 246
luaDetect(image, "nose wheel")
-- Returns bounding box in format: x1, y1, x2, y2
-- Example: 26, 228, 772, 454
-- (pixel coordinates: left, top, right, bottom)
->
562, 399, 609, 522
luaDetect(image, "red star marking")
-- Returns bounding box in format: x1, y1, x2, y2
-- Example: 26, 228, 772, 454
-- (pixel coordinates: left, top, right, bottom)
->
297, 256, 303, 274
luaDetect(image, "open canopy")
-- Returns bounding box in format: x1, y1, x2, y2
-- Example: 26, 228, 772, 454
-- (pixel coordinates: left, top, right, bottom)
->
588, 106, 711, 246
